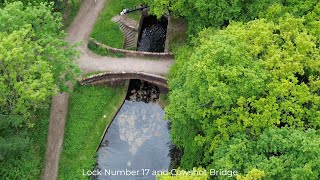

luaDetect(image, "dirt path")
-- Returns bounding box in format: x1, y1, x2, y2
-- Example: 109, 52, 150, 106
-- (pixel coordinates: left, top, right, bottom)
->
42, 93, 70, 180
43, 0, 172, 179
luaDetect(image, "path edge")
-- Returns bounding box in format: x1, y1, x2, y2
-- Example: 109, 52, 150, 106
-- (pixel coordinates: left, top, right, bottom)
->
42, 93, 70, 180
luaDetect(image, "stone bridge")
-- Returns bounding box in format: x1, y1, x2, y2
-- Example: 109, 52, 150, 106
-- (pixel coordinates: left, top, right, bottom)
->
79, 71, 169, 92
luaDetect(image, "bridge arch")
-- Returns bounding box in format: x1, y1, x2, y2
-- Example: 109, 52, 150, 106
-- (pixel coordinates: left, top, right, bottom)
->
79, 71, 169, 92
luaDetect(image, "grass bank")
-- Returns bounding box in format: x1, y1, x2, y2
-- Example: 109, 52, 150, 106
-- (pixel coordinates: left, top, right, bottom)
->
58, 84, 127, 179
90, 0, 143, 49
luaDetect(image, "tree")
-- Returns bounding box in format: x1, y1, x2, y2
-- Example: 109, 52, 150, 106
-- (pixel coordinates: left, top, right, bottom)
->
167, 32, 269, 168
0, 114, 29, 160
0, 1, 80, 118
0, 26, 56, 118
145, 0, 320, 35
166, 14, 320, 171
0, 2, 79, 177
211, 127, 320, 179
236, 169, 265, 180
244, 0, 319, 22
145, 0, 243, 35
157, 167, 208, 180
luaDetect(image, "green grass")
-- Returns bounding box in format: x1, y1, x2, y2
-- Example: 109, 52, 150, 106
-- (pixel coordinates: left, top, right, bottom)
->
90, 0, 143, 48
58, 84, 127, 179
81, 71, 106, 78
127, 11, 141, 22
0, 107, 50, 179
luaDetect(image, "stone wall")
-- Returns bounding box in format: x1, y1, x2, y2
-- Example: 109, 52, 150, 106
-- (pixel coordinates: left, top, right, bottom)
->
89, 38, 174, 59
164, 16, 187, 52
112, 15, 140, 49
164, 15, 171, 53
79, 71, 169, 92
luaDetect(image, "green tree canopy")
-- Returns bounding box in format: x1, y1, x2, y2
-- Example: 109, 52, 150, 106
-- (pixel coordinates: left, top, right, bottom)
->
0, 2, 79, 167
166, 14, 320, 170
145, 0, 320, 35
0, 114, 29, 160
0, 26, 56, 118
211, 127, 320, 179
0, 1, 80, 118
157, 167, 208, 180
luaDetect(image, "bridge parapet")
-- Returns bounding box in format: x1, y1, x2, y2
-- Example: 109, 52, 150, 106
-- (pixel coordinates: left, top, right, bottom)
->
79, 71, 169, 92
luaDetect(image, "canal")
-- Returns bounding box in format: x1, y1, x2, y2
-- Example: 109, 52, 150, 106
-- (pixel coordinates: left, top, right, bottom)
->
95, 80, 171, 180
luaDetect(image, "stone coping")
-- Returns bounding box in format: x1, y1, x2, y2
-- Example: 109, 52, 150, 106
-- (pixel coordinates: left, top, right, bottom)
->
89, 38, 174, 59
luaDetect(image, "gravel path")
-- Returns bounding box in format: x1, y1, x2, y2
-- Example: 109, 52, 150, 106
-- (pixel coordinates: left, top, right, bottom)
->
43, 0, 172, 179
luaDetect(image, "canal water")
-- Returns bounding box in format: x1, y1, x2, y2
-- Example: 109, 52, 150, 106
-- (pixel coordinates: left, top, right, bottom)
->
95, 80, 171, 180
137, 15, 168, 52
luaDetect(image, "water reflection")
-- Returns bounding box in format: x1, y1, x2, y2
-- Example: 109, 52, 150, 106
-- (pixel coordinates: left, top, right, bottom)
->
96, 80, 170, 180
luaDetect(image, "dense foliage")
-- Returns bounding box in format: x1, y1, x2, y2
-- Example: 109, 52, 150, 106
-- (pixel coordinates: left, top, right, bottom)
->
146, 0, 320, 35
0, 0, 82, 30
166, 5, 320, 178
211, 127, 320, 179
0, 27, 56, 118
0, 2, 79, 118
0, 107, 50, 179
0, 2, 79, 178
157, 167, 208, 180
0, 115, 29, 160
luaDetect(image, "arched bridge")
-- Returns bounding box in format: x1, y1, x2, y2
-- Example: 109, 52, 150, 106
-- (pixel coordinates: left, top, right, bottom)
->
79, 71, 168, 91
